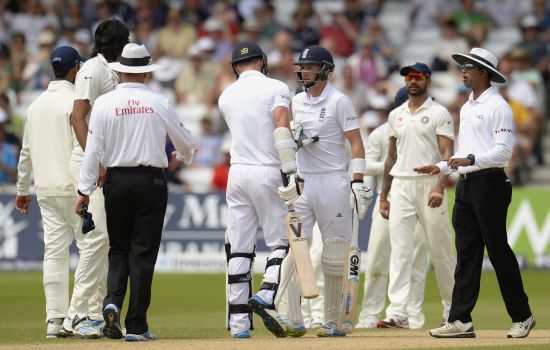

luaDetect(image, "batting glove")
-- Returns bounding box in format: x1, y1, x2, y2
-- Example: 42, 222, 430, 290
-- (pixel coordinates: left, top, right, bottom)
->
350, 180, 373, 220
278, 173, 304, 206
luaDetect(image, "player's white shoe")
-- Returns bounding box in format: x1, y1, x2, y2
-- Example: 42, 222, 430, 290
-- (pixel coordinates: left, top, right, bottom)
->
58, 316, 74, 337
284, 319, 307, 337
507, 315, 535, 338
316, 322, 346, 337
46, 319, 63, 339
377, 315, 409, 329
72, 315, 101, 339
429, 320, 476, 338
310, 316, 323, 329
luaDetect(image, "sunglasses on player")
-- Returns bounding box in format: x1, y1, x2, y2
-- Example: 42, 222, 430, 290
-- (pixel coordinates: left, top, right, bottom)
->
405, 72, 427, 82
457, 63, 476, 71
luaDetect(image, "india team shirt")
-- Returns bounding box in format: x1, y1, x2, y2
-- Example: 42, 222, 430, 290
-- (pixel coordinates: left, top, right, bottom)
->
387, 97, 454, 177
438, 86, 515, 174
71, 53, 118, 164
78, 83, 195, 195
292, 84, 359, 174
218, 70, 291, 167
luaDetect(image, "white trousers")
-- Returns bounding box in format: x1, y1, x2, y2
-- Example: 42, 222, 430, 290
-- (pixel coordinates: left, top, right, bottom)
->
357, 197, 429, 328
386, 176, 455, 320
68, 163, 109, 319
225, 164, 289, 334
300, 223, 324, 324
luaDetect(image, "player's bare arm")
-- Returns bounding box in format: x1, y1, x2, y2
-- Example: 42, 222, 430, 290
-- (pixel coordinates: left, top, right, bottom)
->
71, 99, 91, 151
428, 135, 454, 208
344, 128, 366, 181
380, 137, 397, 219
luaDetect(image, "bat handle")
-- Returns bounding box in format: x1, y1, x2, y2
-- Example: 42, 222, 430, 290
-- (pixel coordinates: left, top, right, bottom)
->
280, 169, 289, 187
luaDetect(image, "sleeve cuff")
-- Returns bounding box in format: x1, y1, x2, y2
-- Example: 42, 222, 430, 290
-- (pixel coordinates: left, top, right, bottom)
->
436, 161, 453, 174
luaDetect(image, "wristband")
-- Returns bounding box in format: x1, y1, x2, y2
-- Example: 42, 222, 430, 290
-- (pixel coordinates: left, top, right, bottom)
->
78, 189, 89, 197
351, 158, 366, 175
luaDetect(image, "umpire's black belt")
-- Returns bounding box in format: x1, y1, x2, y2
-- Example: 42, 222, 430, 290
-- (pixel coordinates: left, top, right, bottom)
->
459, 167, 504, 181
107, 165, 164, 173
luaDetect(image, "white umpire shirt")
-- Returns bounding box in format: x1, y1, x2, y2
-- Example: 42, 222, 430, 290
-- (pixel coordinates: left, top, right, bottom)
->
292, 83, 359, 174
388, 97, 455, 177
218, 70, 291, 167
437, 86, 515, 174
78, 82, 195, 195
71, 53, 118, 164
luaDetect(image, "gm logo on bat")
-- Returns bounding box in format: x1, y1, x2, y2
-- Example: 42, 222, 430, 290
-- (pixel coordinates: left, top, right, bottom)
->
348, 253, 360, 280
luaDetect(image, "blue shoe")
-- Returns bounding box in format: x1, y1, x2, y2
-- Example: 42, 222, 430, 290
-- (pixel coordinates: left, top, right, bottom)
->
90, 319, 105, 332
233, 330, 251, 339
248, 295, 287, 338
125, 330, 158, 342
316, 322, 346, 337
102, 304, 123, 339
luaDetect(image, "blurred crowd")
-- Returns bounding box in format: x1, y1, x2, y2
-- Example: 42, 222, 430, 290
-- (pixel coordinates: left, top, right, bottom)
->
0, 0, 548, 191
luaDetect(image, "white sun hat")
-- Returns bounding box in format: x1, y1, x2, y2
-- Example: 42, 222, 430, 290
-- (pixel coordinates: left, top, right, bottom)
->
108, 43, 160, 73
451, 47, 506, 83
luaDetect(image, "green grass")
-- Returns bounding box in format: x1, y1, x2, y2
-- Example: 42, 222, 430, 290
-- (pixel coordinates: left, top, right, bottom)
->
0, 270, 549, 346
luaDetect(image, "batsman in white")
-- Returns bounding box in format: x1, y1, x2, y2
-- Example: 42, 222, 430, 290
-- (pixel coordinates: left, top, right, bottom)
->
218, 41, 300, 339
65, 19, 129, 337
15, 46, 86, 339
357, 87, 438, 329
280, 45, 373, 337
378, 63, 455, 328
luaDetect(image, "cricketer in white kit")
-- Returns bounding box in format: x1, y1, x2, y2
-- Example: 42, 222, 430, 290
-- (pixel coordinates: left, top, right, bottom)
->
378, 63, 455, 328
67, 19, 129, 336
15, 46, 87, 339
218, 41, 300, 339
286, 45, 372, 337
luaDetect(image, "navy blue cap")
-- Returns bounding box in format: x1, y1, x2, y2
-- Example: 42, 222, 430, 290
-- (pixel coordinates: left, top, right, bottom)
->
294, 45, 334, 66
231, 41, 264, 65
399, 62, 431, 77
394, 86, 408, 106
50, 46, 85, 74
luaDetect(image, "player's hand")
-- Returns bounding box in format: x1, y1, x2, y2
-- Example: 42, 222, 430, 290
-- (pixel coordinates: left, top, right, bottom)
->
428, 191, 444, 208
379, 199, 390, 219
15, 195, 32, 214
350, 180, 372, 220
414, 165, 441, 175
96, 165, 106, 187
447, 157, 470, 170
278, 173, 304, 206
74, 195, 90, 216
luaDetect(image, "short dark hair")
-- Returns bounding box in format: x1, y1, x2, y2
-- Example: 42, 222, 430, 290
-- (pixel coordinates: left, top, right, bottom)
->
52, 64, 71, 79
91, 19, 129, 62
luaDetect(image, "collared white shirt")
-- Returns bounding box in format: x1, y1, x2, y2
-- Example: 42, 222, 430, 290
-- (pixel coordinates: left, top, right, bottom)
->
17, 80, 76, 197
78, 83, 195, 195
218, 70, 291, 167
388, 97, 454, 177
438, 86, 515, 174
364, 122, 388, 194
292, 83, 358, 174
72, 53, 119, 164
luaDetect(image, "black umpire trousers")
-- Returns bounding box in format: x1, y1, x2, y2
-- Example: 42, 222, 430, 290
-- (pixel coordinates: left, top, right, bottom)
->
448, 169, 531, 324
103, 166, 167, 335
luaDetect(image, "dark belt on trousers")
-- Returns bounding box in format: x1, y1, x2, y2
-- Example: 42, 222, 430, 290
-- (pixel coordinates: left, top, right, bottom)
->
459, 167, 504, 181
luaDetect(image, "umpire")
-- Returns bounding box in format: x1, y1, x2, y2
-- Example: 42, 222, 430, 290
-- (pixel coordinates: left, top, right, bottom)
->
415, 48, 535, 339
75, 43, 196, 342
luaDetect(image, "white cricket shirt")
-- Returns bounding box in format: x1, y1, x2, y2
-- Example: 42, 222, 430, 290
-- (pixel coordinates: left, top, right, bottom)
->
71, 53, 118, 164
438, 86, 515, 174
17, 80, 76, 197
218, 70, 291, 167
292, 83, 359, 174
78, 83, 195, 195
364, 122, 388, 194
388, 97, 454, 177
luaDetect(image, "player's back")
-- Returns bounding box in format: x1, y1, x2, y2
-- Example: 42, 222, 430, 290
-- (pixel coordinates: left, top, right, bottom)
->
218, 70, 290, 167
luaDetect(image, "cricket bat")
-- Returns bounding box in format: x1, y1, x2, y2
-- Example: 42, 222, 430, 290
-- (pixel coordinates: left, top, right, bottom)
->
337, 209, 361, 333
282, 172, 319, 299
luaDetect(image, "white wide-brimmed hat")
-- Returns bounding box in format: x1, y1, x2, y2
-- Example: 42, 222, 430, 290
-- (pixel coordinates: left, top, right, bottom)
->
109, 43, 160, 73
451, 47, 506, 83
